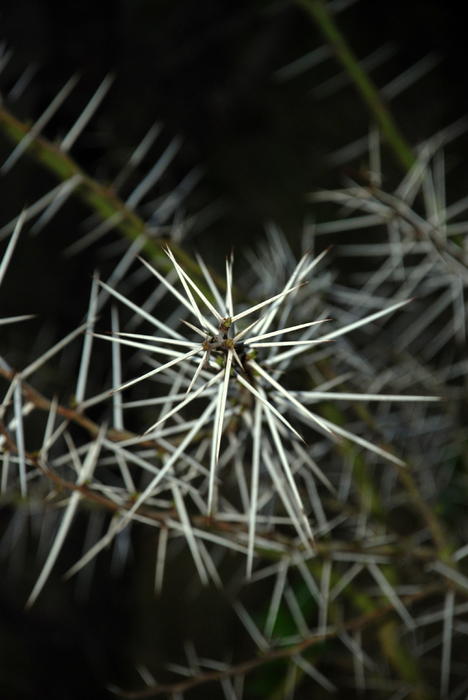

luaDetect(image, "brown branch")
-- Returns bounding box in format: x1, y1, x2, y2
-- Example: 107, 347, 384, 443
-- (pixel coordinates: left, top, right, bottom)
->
114, 584, 442, 698
0, 363, 453, 566
0, 365, 153, 445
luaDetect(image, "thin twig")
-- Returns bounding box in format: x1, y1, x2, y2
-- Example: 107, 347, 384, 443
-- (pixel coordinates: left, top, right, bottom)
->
295, 0, 415, 172
115, 584, 442, 698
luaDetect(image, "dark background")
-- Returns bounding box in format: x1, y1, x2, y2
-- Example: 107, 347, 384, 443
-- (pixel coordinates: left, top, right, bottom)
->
1, 0, 467, 250
0, 1, 467, 697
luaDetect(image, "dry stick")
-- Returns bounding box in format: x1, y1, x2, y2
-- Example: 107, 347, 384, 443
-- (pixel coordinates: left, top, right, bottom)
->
0, 365, 134, 443
295, 0, 416, 172
0, 409, 442, 567
0, 356, 454, 561
1, 367, 451, 569
1, 323, 450, 571
115, 584, 442, 699
2, 429, 437, 566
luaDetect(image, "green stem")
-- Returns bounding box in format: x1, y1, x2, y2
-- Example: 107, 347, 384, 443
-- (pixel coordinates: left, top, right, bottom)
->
295, 0, 416, 172
379, 620, 433, 700
0, 104, 215, 288
354, 401, 453, 562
